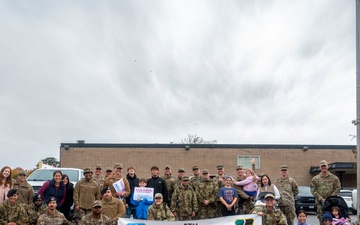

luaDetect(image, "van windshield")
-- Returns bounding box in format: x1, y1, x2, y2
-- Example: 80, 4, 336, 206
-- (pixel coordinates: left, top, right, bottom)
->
27, 170, 80, 182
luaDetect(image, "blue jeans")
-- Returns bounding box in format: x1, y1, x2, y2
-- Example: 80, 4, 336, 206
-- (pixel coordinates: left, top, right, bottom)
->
126, 205, 137, 219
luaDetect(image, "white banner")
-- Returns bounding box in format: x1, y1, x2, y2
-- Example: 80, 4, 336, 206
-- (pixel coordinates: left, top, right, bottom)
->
118, 214, 261, 225
133, 187, 154, 201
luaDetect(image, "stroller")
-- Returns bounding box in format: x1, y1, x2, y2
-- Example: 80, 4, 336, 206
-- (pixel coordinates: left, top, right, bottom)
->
322, 196, 351, 225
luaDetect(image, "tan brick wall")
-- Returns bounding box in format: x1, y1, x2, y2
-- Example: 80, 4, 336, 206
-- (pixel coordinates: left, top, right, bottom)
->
60, 145, 356, 187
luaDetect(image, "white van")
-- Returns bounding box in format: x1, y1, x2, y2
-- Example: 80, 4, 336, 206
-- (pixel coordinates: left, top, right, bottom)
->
27, 168, 84, 194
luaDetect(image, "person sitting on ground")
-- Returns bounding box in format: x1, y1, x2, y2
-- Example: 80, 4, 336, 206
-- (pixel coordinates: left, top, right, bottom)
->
130, 178, 153, 220
101, 186, 125, 223
37, 196, 70, 225
80, 200, 113, 225
27, 194, 47, 225
0, 189, 29, 225
251, 193, 287, 225
147, 193, 175, 221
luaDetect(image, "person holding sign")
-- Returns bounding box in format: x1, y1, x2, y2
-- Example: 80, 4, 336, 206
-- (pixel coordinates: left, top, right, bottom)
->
130, 178, 153, 219
102, 163, 130, 206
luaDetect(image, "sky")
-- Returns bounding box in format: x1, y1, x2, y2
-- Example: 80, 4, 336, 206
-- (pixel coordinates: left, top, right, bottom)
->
0, 0, 356, 169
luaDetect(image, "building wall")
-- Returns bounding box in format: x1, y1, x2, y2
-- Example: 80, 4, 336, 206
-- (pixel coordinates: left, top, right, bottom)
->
60, 144, 356, 187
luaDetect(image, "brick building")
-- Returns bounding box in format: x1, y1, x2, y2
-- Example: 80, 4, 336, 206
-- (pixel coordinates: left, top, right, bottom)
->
59, 142, 356, 187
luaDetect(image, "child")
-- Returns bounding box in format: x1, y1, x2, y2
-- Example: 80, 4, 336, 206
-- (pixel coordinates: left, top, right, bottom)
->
130, 178, 153, 219
218, 176, 238, 216
234, 168, 260, 198
331, 206, 351, 225
295, 210, 310, 225
323, 212, 333, 225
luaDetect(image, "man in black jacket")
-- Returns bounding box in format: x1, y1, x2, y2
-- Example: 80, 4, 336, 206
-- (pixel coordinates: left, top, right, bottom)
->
125, 166, 139, 218
146, 166, 168, 202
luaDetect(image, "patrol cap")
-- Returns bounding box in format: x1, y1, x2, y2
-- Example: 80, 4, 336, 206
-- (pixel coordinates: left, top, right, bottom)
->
83, 167, 93, 174
202, 169, 209, 174
280, 165, 288, 171
236, 166, 243, 170
114, 163, 123, 169
264, 193, 275, 200
95, 164, 102, 169
181, 176, 190, 181
105, 167, 112, 172
165, 165, 171, 170
155, 193, 163, 199
192, 166, 199, 170
151, 166, 159, 171
93, 200, 102, 208
46, 196, 57, 205
18, 170, 27, 176
320, 160, 328, 167
178, 168, 185, 172
7, 189, 17, 198
217, 165, 224, 169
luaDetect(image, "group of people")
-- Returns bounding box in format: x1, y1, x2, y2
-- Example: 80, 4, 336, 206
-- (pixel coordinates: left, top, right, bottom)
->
0, 158, 345, 225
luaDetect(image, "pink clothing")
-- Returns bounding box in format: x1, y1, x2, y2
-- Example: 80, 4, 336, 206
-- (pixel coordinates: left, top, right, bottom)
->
234, 176, 259, 192
332, 217, 350, 225
0, 184, 11, 203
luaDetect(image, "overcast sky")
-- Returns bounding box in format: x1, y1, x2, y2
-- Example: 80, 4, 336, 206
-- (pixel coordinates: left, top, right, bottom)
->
0, 0, 356, 169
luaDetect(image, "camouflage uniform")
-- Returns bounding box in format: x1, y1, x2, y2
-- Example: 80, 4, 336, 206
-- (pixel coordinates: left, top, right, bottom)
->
74, 178, 101, 218
101, 196, 125, 223
189, 175, 203, 192
235, 175, 253, 214
275, 176, 299, 225
195, 178, 218, 219
171, 184, 198, 221
251, 205, 287, 225
13, 180, 34, 205
27, 203, 47, 225
147, 203, 175, 221
161, 174, 176, 205
0, 200, 29, 225
80, 213, 113, 225
37, 210, 70, 225
310, 171, 340, 225
213, 174, 226, 217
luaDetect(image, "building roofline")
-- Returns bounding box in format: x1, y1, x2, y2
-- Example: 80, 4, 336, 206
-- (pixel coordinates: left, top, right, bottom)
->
60, 143, 355, 150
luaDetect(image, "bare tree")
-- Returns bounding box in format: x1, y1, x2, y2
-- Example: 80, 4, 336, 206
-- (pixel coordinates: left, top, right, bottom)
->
181, 134, 217, 144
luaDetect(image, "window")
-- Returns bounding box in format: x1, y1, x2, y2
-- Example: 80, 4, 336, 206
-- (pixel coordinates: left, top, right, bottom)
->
237, 155, 260, 169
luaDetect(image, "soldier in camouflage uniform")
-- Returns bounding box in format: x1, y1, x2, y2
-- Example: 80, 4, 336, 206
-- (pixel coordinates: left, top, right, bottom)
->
168, 168, 186, 200
0, 189, 29, 225
171, 176, 198, 221
37, 196, 70, 225
310, 160, 341, 225
189, 166, 203, 192
275, 165, 299, 225
27, 194, 47, 225
212, 165, 227, 217
101, 187, 125, 223
251, 193, 287, 225
196, 169, 218, 219
80, 200, 113, 225
13, 170, 34, 205
93, 164, 105, 188
235, 164, 256, 214
147, 193, 175, 221
160, 165, 176, 206
74, 168, 101, 218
